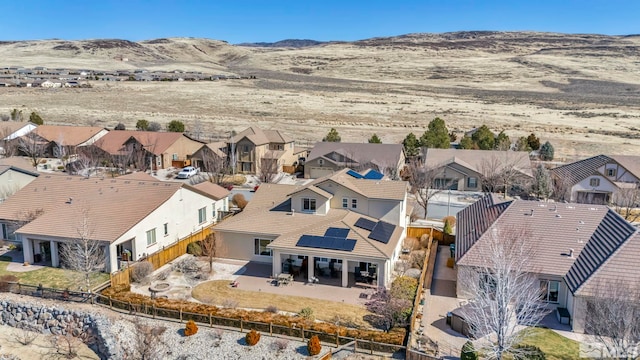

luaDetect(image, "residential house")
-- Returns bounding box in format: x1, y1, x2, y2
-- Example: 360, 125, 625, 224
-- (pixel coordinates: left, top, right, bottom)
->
0, 174, 229, 273
88, 130, 204, 170
190, 142, 227, 172
21, 125, 108, 158
41, 80, 63, 88
551, 154, 640, 204
215, 168, 409, 288
304, 142, 405, 179
1, 122, 37, 156
455, 194, 640, 333
230, 126, 297, 174
421, 148, 533, 191
0, 165, 38, 202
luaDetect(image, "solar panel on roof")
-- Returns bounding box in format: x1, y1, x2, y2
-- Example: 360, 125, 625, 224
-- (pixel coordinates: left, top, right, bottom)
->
325, 227, 350, 238
363, 170, 384, 180
346, 169, 363, 179
296, 235, 356, 251
354, 217, 377, 231
368, 221, 396, 244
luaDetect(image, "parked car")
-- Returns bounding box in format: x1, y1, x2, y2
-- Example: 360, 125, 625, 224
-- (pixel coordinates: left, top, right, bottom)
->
176, 166, 198, 179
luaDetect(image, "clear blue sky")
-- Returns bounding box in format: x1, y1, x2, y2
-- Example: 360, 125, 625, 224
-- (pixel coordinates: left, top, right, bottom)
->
1, 1, 638, 43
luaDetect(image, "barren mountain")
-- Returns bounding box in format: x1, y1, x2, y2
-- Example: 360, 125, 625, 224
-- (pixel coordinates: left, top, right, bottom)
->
2, 32, 640, 159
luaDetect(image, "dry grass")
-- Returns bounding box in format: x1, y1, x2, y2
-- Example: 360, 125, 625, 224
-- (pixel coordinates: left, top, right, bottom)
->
191, 280, 370, 327
0, 260, 109, 290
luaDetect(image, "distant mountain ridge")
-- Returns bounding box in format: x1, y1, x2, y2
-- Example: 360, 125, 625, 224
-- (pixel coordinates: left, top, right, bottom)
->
237, 39, 327, 48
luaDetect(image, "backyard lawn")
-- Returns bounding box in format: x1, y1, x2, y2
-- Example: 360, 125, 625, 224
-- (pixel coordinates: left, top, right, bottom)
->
521, 327, 580, 360
192, 280, 371, 328
0, 260, 110, 290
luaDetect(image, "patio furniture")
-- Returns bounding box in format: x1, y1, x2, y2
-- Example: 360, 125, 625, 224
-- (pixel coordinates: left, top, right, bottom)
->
556, 307, 571, 325
277, 273, 293, 286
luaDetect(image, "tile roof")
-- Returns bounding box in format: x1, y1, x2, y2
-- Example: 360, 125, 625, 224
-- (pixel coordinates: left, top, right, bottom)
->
0, 174, 216, 242
0, 122, 33, 138
423, 148, 533, 178
550, 154, 611, 185
608, 155, 640, 180
92, 130, 191, 156
0, 165, 39, 178
117, 172, 158, 181
231, 126, 292, 145
309, 169, 408, 201
203, 142, 227, 158
457, 194, 640, 295
307, 142, 404, 169
191, 181, 231, 201
0, 157, 36, 171
32, 125, 106, 146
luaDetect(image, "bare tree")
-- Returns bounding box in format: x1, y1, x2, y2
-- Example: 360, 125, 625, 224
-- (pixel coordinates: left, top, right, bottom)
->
480, 152, 531, 197
0, 125, 18, 157
118, 318, 168, 360
403, 158, 452, 219
17, 135, 44, 167
201, 232, 217, 274
58, 207, 106, 292
611, 187, 640, 222
258, 151, 279, 183
200, 146, 227, 184
458, 226, 549, 360
551, 174, 573, 203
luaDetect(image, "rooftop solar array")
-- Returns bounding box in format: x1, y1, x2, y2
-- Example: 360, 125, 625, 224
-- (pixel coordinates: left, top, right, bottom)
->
346, 169, 363, 179
325, 227, 350, 238
363, 169, 384, 180
296, 235, 357, 251
354, 217, 377, 231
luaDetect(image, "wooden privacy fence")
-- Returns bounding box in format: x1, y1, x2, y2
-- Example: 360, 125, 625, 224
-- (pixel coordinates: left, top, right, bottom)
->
110, 226, 213, 287
407, 227, 455, 246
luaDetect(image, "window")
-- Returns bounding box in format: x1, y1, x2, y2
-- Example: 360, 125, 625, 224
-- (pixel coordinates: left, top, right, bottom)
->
302, 198, 316, 212
607, 168, 616, 177
318, 159, 324, 166
540, 280, 559, 303
163, 223, 168, 236
342, 198, 348, 208
351, 199, 358, 209
172, 153, 178, 160
1, 223, 7, 240
254, 238, 272, 256
146, 228, 157, 246
590, 178, 600, 187
198, 207, 207, 223
467, 177, 478, 188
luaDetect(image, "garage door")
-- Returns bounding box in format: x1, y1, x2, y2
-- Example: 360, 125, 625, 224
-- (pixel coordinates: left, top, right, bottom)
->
309, 167, 334, 179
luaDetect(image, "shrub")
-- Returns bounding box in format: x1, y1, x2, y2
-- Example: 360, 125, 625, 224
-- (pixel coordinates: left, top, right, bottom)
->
173, 257, 199, 273
265, 305, 278, 313
232, 193, 248, 210
186, 242, 202, 256
131, 262, 154, 283
184, 320, 198, 336
298, 307, 314, 320
391, 276, 418, 301
460, 340, 478, 360
0, 275, 18, 292
512, 344, 546, 360
442, 216, 456, 228
307, 335, 322, 356
245, 329, 260, 346
271, 338, 289, 352
155, 268, 171, 281
419, 234, 430, 248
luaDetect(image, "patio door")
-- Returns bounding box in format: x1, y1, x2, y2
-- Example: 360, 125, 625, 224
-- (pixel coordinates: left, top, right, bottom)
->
40, 242, 51, 262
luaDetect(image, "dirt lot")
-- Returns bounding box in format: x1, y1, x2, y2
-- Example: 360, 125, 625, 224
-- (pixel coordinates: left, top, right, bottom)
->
2, 32, 639, 160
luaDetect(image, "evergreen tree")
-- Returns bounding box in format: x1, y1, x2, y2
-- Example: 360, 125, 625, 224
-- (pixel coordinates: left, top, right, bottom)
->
114, 122, 126, 130
539, 141, 555, 161
402, 132, 420, 157
167, 120, 185, 132
461, 341, 478, 360
471, 125, 495, 150
136, 119, 149, 131
527, 133, 541, 150
322, 128, 341, 142
532, 164, 553, 200
29, 111, 43, 125
495, 131, 511, 150
514, 136, 532, 152
459, 136, 476, 149
368, 134, 382, 143
420, 117, 450, 148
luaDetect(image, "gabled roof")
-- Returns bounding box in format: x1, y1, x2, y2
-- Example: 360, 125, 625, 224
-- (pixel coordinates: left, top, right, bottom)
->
287, 185, 333, 199
191, 181, 230, 201
423, 148, 533, 178
231, 126, 293, 145
203, 141, 227, 158
0, 122, 34, 139
93, 130, 198, 156
32, 125, 107, 146
308, 168, 407, 201
457, 194, 640, 296
0, 174, 218, 243
550, 155, 611, 185
0, 156, 36, 170
0, 165, 39, 178
307, 142, 404, 169
608, 155, 640, 180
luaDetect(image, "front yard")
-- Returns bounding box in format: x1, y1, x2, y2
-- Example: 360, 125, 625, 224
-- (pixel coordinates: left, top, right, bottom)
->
0, 260, 109, 290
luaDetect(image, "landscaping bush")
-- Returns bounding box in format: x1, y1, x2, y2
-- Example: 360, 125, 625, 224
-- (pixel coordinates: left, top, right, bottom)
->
173, 257, 199, 273
443, 220, 453, 235
184, 320, 198, 336
512, 344, 546, 360
245, 329, 260, 346
155, 268, 171, 281
442, 215, 456, 228
265, 305, 278, 313
299, 307, 314, 320
0, 275, 18, 292
232, 193, 248, 210
391, 276, 418, 301
186, 242, 202, 256
307, 335, 322, 356
271, 338, 289, 352
461, 340, 478, 360
131, 261, 154, 283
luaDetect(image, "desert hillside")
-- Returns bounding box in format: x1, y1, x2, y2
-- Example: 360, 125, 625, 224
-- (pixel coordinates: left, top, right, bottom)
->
1, 32, 640, 159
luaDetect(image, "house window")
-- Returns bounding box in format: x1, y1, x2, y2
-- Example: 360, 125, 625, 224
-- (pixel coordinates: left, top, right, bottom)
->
163, 223, 168, 236
318, 159, 324, 166
590, 178, 600, 187
351, 199, 358, 209
146, 228, 157, 246
302, 198, 316, 212
342, 198, 348, 208
254, 238, 272, 256
607, 168, 616, 177
1, 223, 7, 240
172, 153, 178, 161
540, 280, 559, 303
467, 177, 478, 188
198, 207, 207, 223
242, 145, 249, 152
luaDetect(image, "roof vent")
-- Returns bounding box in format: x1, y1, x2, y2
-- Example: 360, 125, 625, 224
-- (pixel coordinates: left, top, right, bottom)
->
66, 197, 73, 204
578, 220, 585, 224
525, 209, 534, 216
569, 248, 574, 258
555, 214, 562, 218
551, 204, 558, 212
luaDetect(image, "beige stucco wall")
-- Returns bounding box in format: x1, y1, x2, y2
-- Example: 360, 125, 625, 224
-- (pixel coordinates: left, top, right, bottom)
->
290, 189, 330, 215
162, 136, 204, 169
216, 231, 276, 263
0, 170, 37, 202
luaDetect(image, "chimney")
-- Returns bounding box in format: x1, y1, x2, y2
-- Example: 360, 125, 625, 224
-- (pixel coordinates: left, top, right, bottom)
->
569, 248, 574, 258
